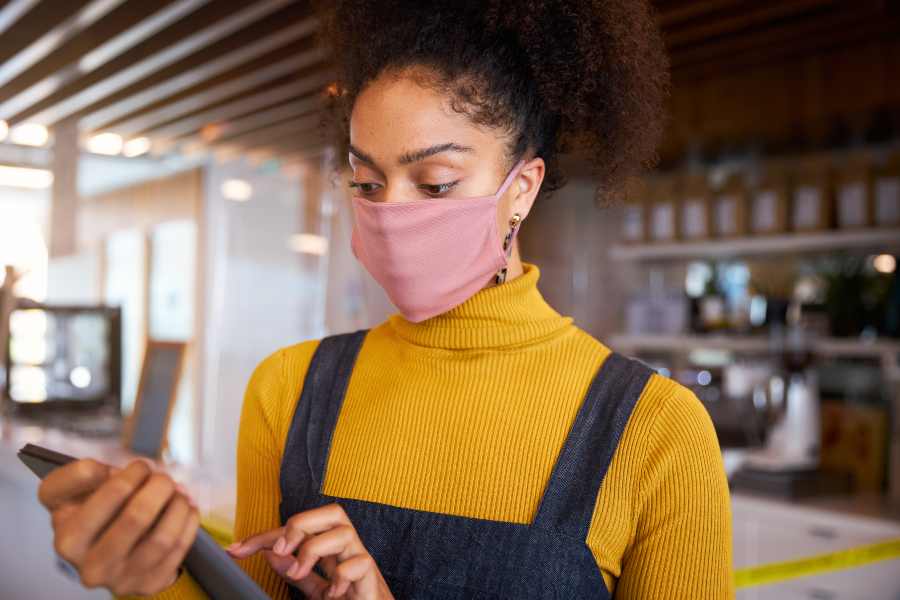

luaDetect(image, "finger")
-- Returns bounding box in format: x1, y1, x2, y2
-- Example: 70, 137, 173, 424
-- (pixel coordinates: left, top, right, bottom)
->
286, 526, 357, 581
79, 471, 176, 587
173, 482, 197, 507
264, 550, 330, 599
39, 459, 110, 510
50, 502, 79, 531
279, 504, 355, 557
54, 461, 152, 564
319, 555, 339, 579
328, 554, 378, 598
227, 527, 285, 558
125, 493, 192, 570
134, 507, 200, 596
263, 548, 301, 578
86, 472, 178, 564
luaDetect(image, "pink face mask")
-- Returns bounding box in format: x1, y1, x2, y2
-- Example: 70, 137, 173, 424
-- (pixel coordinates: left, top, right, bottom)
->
350, 159, 526, 323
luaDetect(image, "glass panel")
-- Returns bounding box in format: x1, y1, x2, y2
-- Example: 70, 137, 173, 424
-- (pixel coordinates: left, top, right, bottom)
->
105, 229, 145, 415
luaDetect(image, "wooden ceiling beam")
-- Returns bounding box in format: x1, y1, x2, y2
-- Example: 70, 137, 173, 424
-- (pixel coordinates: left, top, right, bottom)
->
89, 46, 324, 137
669, 4, 887, 70
278, 144, 329, 165
246, 144, 330, 165
210, 112, 322, 150
0, 0, 207, 124
0, 0, 178, 104
0, 0, 87, 64
51, 0, 318, 127
673, 16, 899, 82
5, 0, 247, 124
10, 0, 302, 126
655, 0, 746, 29
178, 94, 322, 147
85, 28, 321, 133
0, 0, 43, 40
235, 129, 324, 157
0, 0, 126, 93
216, 122, 325, 161
204, 126, 323, 162
664, 0, 839, 48
151, 70, 329, 142
144, 71, 330, 146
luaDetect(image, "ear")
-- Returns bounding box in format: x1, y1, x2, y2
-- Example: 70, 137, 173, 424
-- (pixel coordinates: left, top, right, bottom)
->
511, 157, 545, 220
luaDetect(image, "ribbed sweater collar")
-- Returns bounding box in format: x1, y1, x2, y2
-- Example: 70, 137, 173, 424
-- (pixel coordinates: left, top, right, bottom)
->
388, 263, 573, 350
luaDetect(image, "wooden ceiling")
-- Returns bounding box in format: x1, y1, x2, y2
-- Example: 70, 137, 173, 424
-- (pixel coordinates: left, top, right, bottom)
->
660, 0, 898, 79
0, 0, 897, 167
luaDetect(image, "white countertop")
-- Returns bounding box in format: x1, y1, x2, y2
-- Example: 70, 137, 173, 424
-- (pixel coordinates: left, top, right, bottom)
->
0, 415, 236, 520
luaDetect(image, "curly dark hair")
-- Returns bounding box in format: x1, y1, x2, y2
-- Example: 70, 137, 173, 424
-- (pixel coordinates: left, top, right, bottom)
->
314, 0, 669, 205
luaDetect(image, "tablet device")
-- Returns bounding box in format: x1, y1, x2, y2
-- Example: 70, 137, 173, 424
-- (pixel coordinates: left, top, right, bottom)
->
18, 443, 269, 600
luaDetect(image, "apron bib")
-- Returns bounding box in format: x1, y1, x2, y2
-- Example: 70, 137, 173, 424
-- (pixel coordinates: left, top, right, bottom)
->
279, 330, 653, 599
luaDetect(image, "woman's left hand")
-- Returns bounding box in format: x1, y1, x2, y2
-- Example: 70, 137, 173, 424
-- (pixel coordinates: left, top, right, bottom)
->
226, 503, 394, 599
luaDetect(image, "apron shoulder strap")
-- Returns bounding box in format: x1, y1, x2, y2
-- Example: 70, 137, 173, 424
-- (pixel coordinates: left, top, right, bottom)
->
279, 329, 369, 515
533, 351, 655, 539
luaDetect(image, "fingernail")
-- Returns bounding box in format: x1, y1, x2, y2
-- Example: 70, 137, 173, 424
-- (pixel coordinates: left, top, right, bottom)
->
226, 542, 242, 552
287, 562, 301, 579
273, 536, 286, 555
175, 483, 189, 495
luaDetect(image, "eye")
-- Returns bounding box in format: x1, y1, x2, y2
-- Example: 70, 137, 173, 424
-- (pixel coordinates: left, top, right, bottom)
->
419, 181, 459, 197
348, 181, 380, 195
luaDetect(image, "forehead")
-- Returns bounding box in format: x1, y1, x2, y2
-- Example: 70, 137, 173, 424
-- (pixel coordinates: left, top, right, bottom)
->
349, 71, 500, 162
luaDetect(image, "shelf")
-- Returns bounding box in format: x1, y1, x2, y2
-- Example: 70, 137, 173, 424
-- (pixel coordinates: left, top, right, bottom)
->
610, 228, 900, 261
610, 333, 900, 364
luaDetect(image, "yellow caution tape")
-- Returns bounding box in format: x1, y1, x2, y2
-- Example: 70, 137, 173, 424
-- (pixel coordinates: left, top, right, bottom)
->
200, 513, 900, 588
735, 538, 900, 588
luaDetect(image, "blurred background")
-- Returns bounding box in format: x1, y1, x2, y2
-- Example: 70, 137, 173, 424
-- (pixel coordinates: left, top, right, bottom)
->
0, 1, 899, 598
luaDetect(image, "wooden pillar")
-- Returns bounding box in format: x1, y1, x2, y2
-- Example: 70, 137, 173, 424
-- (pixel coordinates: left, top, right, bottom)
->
48, 118, 79, 258
0, 266, 23, 412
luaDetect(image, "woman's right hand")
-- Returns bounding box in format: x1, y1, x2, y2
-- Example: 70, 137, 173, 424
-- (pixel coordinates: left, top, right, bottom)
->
37, 458, 201, 596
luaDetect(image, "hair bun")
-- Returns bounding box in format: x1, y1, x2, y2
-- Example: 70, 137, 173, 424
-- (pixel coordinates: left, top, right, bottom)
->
485, 0, 670, 202
317, 0, 669, 204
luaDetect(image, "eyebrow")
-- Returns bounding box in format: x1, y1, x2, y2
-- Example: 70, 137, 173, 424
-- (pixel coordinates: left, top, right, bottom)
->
348, 142, 474, 168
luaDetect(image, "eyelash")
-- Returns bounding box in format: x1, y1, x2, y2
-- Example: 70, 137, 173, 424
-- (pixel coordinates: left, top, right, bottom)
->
348, 180, 460, 197
347, 181, 380, 194
421, 181, 459, 196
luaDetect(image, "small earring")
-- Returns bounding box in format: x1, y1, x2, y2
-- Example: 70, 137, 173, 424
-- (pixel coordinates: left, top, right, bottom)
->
496, 213, 523, 284
502, 213, 522, 253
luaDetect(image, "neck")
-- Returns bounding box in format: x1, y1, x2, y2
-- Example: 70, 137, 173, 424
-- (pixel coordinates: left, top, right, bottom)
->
387, 262, 573, 350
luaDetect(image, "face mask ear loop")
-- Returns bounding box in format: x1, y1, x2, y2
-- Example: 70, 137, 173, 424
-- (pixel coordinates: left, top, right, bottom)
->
495, 159, 527, 198
492, 159, 528, 285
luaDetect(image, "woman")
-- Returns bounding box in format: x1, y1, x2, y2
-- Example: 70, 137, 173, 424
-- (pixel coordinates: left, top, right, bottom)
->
38, 1, 733, 598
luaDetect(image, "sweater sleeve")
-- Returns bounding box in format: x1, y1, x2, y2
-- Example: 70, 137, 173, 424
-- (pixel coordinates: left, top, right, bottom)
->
615, 381, 735, 599
228, 340, 320, 599
228, 346, 295, 600
117, 568, 207, 600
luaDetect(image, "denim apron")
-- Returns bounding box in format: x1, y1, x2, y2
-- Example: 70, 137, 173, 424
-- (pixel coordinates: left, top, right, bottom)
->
279, 330, 654, 599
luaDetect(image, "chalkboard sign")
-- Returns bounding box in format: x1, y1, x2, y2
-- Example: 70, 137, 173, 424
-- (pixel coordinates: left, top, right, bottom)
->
124, 340, 186, 458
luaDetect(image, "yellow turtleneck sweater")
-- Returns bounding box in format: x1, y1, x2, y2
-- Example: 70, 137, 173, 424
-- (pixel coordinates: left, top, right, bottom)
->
145, 263, 734, 600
